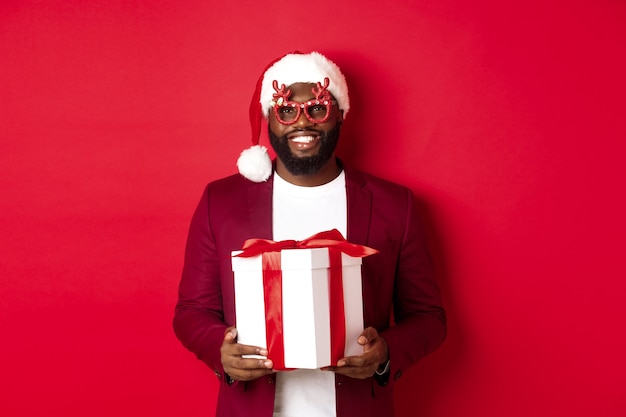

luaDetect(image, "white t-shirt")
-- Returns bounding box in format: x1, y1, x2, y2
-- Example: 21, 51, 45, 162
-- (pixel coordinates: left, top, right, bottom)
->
272, 171, 347, 417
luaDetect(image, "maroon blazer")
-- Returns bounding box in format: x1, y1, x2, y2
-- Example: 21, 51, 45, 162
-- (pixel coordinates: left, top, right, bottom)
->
173, 164, 446, 417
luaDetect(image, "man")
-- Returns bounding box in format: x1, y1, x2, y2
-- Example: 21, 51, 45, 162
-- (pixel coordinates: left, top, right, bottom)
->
173, 51, 446, 417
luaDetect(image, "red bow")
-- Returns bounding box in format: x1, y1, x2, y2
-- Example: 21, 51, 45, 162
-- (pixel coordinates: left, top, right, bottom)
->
235, 229, 378, 259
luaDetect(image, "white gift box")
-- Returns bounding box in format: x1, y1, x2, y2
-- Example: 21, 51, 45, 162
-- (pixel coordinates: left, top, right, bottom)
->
231, 247, 364, 369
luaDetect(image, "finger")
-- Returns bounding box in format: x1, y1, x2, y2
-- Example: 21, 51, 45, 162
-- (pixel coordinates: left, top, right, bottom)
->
358, 327, 378, 345
226, 363, 275, 382
224, 327, 238, 342
325, 364, 375, 379
223, 342, 269, 357
222, 352, 274, 381
337, 354, 370, 368
230, 357, 274, 370
237, 358, 274, 369
225, 357, 274, 380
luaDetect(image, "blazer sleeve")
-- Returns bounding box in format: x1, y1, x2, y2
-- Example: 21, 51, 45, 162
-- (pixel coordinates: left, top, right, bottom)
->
378, 188, 447, 388
173, 185, 229, 378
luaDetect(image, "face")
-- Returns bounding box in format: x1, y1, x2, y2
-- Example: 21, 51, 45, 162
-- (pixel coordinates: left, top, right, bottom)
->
268, 82, 343, 176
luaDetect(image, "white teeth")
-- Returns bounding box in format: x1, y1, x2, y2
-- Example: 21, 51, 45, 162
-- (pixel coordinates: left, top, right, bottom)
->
291, 136, 315, 143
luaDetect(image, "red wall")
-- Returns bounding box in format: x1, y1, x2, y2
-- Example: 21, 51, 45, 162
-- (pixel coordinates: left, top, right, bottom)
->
1, 1, 625, 416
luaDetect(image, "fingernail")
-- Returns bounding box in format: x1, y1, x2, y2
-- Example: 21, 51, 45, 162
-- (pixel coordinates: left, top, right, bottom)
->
264, 360, 273, 368
259, 349, 268, 356
337, 360, 345, 367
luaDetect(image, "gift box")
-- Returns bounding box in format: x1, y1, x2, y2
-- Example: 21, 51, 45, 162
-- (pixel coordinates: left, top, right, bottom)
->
231, 230, 377, 370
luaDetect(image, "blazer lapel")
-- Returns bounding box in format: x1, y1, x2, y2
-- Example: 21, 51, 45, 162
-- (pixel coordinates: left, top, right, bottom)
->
246, 175, 274, 240
345, 167, 372, 247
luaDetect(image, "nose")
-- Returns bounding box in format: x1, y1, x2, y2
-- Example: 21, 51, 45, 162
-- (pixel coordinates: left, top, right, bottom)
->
294, 109, 313, 127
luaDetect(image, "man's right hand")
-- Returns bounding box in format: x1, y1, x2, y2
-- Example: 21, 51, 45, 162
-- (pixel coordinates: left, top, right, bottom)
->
220, 327, 274, 382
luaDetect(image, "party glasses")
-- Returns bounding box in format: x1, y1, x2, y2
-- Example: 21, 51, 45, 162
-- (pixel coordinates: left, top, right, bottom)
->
270, 78, 336, 125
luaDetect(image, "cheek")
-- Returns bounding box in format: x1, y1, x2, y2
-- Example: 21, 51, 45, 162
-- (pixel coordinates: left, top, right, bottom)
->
268, 115, 285, 135
319, 111, 342, 131
327, 107, 343, 126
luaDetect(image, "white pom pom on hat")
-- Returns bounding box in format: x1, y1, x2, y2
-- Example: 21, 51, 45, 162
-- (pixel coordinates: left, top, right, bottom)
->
237, 51, 350, 182
236, 144, 273, 183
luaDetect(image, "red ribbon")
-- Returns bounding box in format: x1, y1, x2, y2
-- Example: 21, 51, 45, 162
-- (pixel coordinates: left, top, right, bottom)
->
235, 229, 378, 369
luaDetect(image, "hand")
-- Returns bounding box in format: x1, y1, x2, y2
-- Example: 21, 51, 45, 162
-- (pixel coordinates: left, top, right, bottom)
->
322, 327, 389, 379
220, 327, 274, 382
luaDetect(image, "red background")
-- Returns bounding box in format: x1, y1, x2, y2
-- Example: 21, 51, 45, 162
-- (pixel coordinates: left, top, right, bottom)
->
1, 1, 625, 416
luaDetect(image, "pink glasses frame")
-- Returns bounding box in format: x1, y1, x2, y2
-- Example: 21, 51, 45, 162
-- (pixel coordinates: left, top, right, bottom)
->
270, 77, 335, 125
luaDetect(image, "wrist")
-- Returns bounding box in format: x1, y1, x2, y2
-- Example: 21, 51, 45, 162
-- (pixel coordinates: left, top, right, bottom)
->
376, 336, 389, 375
375, 359, 390, 376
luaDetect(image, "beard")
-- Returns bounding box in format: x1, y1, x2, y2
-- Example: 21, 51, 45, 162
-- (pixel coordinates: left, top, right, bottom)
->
268, 124, 341, 176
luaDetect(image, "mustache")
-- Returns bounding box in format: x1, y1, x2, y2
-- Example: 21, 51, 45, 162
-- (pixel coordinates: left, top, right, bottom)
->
284, 127, 323, 135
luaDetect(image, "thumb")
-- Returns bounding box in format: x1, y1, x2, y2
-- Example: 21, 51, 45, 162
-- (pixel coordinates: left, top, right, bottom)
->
224, 327, 238, 342
358, 327, 378, 345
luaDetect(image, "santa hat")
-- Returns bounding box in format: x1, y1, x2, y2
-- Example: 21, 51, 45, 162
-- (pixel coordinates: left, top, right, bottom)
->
237, 51, 350, 182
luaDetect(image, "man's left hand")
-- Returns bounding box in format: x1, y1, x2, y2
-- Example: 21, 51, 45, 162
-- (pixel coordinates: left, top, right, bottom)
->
322, 327, 389, 379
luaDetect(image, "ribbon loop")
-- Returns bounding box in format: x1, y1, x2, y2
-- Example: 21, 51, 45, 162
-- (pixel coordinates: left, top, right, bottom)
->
236, 228, 378, 258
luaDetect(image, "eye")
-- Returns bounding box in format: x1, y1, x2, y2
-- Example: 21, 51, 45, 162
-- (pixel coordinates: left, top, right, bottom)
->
279, 106, 296, 115
309, 105, 327, 115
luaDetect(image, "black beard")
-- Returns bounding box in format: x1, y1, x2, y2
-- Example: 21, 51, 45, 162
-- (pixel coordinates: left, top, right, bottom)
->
268, 124, 341, 176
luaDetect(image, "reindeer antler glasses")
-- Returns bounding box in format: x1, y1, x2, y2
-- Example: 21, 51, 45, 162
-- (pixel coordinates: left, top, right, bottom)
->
270, 77, 337, 125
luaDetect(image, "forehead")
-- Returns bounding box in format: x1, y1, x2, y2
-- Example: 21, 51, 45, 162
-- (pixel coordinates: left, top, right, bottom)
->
285, 82, 318, 99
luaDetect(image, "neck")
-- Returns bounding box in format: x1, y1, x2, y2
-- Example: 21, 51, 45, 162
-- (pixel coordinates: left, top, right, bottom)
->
275, 156, 342, 187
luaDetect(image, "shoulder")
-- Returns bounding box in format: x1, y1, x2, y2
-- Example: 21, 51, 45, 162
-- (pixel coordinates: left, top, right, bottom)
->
207, 172, 251, 190
344, 165, 412, 199
195, 173, 273, 243
204, 172, 272, 195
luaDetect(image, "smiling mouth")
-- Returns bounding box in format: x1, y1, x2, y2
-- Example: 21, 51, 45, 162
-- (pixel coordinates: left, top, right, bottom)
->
290, 135, 317, 143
